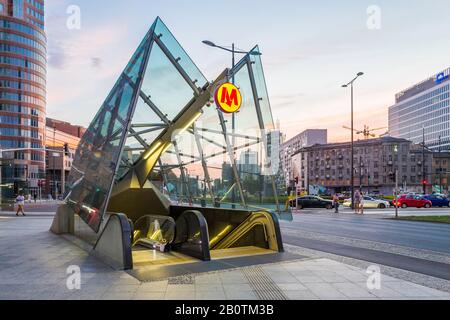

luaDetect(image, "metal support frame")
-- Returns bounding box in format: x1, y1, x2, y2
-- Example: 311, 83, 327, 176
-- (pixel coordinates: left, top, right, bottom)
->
217, 109, 247, 208
139, 91, 171, 125
153, 33, 200, 96
245, 60, 280, 213
101, 34, 155, 232
195, 127, 260, 141
173, 141, 192, 202
193, 125, 216, 203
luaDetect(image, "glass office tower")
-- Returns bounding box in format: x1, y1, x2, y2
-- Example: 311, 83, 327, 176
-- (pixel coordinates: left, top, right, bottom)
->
389, 68, 450, 151
0, 0, 46, 199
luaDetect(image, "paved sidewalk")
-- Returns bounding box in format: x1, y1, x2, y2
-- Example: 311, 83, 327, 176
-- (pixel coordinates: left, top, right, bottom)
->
0, 215, 449, 300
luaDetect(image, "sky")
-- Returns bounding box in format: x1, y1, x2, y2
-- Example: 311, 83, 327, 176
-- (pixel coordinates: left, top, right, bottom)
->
45, 0, 450, 143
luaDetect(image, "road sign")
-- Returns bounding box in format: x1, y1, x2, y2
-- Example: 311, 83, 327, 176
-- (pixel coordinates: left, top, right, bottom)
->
215, 82, 242, 113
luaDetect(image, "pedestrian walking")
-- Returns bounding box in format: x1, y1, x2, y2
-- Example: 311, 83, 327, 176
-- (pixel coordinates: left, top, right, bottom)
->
332, 194, 339, 213
15, 194, 26, 216
33, 193, 37, 203
359, 194, 365, 215
354, 189, 361, 214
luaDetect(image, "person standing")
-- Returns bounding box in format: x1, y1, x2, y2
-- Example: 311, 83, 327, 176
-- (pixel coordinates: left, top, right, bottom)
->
16, 194, 26, 216
332, 194, 339, 213
359, 193, 365, 215
354, 189, 361, 214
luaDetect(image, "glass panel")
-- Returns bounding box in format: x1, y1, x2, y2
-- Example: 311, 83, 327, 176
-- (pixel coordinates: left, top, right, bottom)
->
153, 18, 208, 88
248, 46, 275, 130
140, 43, 195, 121
65, 35, 151, 232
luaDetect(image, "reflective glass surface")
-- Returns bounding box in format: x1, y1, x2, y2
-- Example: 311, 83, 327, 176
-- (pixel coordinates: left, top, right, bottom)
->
65, 33, 151, 232
65, 17, 290, 235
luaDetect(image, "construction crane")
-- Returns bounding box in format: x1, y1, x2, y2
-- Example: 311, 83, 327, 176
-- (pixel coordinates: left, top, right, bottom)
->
342, 125, 387, 140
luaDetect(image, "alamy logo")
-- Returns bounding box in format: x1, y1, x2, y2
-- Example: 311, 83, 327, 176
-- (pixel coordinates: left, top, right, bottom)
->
66, 5, 81, 30
366, 265, 381, 290
366, 5, 381, 30
66, 265, 81, 290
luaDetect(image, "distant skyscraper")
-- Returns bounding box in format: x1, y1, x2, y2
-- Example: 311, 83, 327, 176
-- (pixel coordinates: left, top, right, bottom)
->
389, 68, 450, 151
0, 0, 46, 198
238, 150, 260, 180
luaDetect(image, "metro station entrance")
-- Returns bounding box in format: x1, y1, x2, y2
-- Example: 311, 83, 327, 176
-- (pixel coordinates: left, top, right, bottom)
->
51, 17, 292, 273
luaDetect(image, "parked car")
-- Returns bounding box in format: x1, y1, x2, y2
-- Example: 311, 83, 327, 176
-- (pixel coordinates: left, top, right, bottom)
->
423, 195, 450, 207
393, 194, 432, 208
289, 196, 333, 209
343, 196, 390, 209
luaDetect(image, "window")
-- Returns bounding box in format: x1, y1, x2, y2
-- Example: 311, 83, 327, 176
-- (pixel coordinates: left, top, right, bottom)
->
13, 0, 24, 18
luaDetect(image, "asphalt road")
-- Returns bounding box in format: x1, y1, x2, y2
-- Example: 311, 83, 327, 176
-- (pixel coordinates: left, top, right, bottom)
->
280, 208, 450, 280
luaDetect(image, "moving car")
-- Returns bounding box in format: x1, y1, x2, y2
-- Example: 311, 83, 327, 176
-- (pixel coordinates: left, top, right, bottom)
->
423, 195, 450, 207
343, 196, 390, 209
393, 194, 432, 208
289, 196, 333, 209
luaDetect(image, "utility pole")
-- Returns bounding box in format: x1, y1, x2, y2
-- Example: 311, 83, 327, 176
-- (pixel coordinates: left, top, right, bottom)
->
53, 124, 57, 200
422, 127, 426, 194
342, 72, 364, 209
439, 135, 442, 193
395, 169, 399, 219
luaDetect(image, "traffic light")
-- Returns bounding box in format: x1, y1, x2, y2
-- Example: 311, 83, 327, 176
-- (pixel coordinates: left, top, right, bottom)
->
294, 177, 299, 185
422, 180, 428, 186
389, 172, 396, 182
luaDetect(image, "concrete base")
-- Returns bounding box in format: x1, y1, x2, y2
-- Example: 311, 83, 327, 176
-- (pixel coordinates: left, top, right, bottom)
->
49, 204, 73, 234
93, 213, 133, 270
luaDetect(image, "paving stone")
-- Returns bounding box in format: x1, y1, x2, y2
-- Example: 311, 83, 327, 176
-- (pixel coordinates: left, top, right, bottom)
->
132, 291, 165, 300
138, 281, 168, 292
277, 283, 308, 291
224, 290, 258, 300
283, 290, 319, 300
303, 283, 348, 300
164, 290, 196, 300
331, 282, 377, 298
1, 216, 449, 301
196, 290, 226, 300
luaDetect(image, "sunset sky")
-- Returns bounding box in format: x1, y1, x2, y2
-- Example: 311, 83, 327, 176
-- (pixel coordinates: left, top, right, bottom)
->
45, 0, 450, 143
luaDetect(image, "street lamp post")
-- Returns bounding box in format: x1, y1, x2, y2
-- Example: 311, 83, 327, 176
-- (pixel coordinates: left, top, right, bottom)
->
202, 40, 261, 209
342, 72, 364, 209
439, 135, 442, 193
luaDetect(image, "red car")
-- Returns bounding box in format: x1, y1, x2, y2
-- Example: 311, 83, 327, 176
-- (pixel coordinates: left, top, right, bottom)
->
393, 194, 432, 208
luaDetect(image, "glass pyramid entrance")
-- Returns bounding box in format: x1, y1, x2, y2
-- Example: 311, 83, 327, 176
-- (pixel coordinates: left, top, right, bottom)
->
59, 17, 289, 262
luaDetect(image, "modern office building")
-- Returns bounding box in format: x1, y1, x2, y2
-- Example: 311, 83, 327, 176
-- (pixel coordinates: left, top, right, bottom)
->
291, 136, 433, 195
44, 118, 85, 198
280, 129, 327, 188
389, 67, 450, 151
0, 0, 46, 199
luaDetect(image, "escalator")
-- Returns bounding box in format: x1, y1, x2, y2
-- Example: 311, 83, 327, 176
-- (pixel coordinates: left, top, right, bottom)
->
129, 207, 283, 268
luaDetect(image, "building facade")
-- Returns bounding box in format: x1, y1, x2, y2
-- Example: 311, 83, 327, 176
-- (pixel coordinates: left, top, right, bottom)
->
291, 136, 433, 195
430, 152, 450, 193
45, 118, 85, 199
0, 0, 46, 199
389, 67, 450, 151
280, 129, 327, 188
